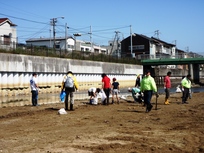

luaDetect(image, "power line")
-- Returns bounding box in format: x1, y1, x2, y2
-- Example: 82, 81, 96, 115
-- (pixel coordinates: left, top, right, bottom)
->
0, 13, 48, 25
0, 13, 130, 44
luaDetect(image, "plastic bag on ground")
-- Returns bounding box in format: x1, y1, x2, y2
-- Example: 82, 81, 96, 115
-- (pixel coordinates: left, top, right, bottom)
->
58, 108, 67, 115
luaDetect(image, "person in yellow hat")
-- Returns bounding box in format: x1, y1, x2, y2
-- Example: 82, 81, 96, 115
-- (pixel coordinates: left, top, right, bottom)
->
61, 71, 79, 111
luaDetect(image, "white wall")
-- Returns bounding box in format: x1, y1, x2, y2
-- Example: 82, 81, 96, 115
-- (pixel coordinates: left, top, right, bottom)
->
0, 53, 143, 90
0, 21, 17, 49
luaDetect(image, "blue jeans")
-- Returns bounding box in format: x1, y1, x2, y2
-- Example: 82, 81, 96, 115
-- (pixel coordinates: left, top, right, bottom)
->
143, 90, 153, 105
31, 90, 38, 106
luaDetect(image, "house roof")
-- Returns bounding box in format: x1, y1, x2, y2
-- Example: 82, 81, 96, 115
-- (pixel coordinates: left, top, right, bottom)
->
123, 33, 193, 54
151, 37, 175, 47
26, 36, 74, 42
132, 33, 175, 47
0, 18, 17, 26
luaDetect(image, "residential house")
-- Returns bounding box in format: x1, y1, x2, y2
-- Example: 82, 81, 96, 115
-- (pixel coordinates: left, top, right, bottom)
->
121, 33, 176, 59
26, 37, 107, 54
70, 39, 107, 54
26, 37, 75, 51
0, 18, 17, 50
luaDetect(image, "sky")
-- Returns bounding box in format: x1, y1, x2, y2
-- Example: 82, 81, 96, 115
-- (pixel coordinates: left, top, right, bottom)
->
0, 0, 204, 54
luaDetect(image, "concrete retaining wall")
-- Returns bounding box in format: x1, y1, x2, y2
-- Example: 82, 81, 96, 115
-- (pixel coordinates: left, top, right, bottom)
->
0, 53, 143, 97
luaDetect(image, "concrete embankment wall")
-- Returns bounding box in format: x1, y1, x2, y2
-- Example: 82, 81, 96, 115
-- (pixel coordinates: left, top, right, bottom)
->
0, 53, 143, 97
1, 53, 204, 98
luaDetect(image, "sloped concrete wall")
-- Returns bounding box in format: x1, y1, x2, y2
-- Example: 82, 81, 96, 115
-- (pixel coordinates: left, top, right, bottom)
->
0, 53, 142, 74
0, 53, 143, 97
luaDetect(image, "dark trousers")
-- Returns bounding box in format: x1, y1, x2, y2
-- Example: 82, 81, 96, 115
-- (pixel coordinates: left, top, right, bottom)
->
165, 88, 170, 99
182, 88, 189, 102
31, 90, 38, 106
103, 88, 111, 104
144, 90, 153, 111
144, 90, 153, 104
64, 90, 74, 110
143, 90, 153, 105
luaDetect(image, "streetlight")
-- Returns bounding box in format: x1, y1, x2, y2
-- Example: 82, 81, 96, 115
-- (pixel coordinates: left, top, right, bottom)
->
50, 16, 64, 51
73, 33, 81, 51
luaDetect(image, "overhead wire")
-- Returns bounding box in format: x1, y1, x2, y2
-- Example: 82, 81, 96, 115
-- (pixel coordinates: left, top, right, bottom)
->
0, 12, 130, 44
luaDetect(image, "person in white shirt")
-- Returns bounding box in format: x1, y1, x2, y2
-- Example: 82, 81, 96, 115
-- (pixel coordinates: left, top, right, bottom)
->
88, 87, 101, 105
30, 73, 39, 106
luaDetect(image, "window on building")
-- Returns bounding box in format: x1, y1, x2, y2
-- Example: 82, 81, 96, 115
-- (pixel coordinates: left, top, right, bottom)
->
55, 45, 60, 49
4, 35, 10, 45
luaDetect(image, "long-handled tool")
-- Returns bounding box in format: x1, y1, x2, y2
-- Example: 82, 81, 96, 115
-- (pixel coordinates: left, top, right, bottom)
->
155, 91, 159, 110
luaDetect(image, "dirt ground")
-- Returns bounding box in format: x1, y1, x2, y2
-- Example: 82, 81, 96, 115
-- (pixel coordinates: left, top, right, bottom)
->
0, 92, 204, 153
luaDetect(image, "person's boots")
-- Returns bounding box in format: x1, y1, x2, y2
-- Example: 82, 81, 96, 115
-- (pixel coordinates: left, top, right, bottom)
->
112, 99, 114, 104
34, 99, 38, 106
164, 98, 170, 105
70, 104, 74, 111
65, 102, 68, 110
107, 98, 109, 105
32, 99, 35, 106
35, 99, 40, 106
146, 104, 153, 113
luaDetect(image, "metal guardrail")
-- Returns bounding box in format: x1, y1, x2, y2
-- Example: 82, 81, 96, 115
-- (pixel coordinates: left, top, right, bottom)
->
136, 53, 204, 60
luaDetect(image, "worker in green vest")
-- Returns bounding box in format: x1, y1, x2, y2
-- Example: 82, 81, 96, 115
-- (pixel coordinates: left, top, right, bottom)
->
140, 70, 158, 113
181, 74, 192, 104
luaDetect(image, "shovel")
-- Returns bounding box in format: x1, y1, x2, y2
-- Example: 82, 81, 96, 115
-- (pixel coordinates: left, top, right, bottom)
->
155, 93, 159, 110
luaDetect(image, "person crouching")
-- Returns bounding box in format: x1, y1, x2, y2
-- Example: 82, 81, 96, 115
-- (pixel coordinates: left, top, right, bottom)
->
88, 87, 101, 105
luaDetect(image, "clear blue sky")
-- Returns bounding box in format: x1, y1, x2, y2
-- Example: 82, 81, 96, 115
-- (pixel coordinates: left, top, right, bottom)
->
0, 0, 203, 54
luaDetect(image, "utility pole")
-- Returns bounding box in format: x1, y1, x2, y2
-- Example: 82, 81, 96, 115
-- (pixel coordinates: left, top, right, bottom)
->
173, 40, 177, 57
49, 28, 51, 49
110, 31, 120, 56
65, 23, 68, 51
130, 25, 133, 56
51, 18, 56, 51
88, 26, 92, 52
50, 17, 64, 51
116, 31, 120, 57
154, 30, 160, 39
186, 46, 189, 52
